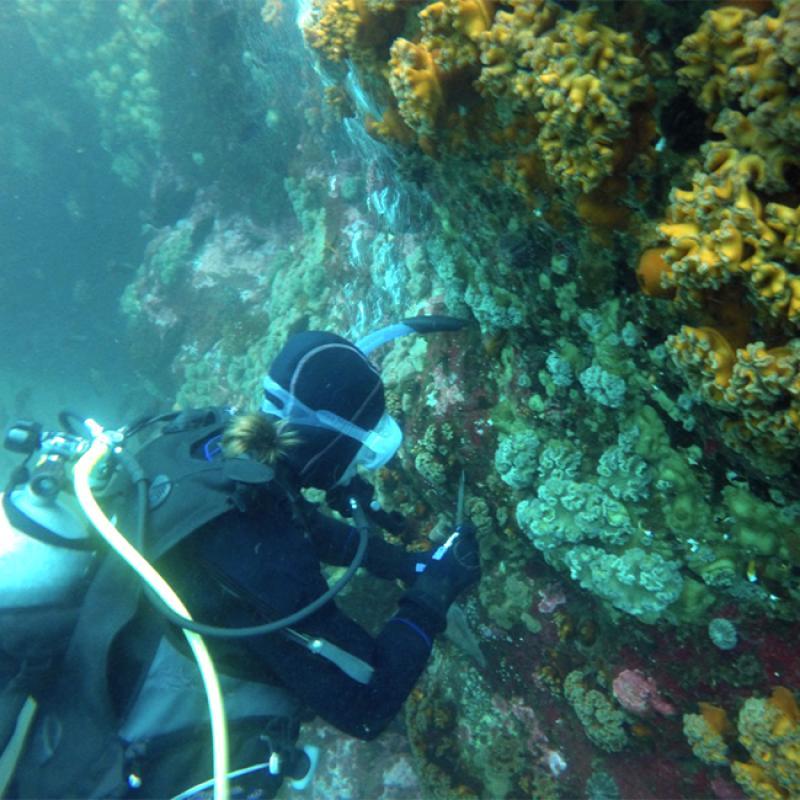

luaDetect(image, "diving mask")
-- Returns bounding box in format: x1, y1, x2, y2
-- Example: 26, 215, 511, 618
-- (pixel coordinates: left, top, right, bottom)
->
261, 376, 402, 470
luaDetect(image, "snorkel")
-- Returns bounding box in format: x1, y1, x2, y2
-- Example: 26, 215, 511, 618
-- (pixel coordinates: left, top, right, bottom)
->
353, 315, 467, 355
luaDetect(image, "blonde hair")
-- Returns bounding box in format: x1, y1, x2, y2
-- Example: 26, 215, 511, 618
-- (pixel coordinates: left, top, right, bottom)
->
221, 413, 299, 466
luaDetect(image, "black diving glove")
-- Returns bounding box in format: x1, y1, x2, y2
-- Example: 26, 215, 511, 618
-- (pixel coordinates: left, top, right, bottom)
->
402, 522, 481, 628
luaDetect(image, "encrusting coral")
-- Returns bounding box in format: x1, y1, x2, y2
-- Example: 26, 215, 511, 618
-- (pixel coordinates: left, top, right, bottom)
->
683, 702, 733, 767
675, 5, 757, 115
388, 0, 495, 142
307, 0, 653, 197
476, 0, 559, 101
419, 0, 495, 70
679, 0, 800, 155
666, 328, 800, 459
654, 143, 800, 310
477, 3, 650, 193
303, 0, 400, 64
388, 38, 446, 138
564, 670, 628, 753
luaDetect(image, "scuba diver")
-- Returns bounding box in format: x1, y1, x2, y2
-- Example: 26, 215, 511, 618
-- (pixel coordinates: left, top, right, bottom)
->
0, 316, 481, 799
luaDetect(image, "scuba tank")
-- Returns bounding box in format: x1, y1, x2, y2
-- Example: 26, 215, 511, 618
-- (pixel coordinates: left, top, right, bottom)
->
1, 419, 96, 610
0, 419, 97, 658
1, 483, 94, 609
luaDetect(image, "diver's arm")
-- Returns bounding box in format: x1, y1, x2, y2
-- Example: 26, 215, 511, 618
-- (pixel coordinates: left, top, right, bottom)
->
305, 511, 419, 584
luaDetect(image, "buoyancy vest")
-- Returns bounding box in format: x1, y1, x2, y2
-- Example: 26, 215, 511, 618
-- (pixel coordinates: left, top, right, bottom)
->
106, 407, 277, 559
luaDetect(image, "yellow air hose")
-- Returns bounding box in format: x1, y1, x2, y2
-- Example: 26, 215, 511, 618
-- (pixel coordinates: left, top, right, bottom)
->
73, 430, 230, 800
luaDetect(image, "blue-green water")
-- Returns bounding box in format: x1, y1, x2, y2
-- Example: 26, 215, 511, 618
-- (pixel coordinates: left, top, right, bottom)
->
2, 1, 799, 798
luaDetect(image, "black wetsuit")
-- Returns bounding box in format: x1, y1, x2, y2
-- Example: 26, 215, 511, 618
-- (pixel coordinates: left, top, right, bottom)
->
162, 484, 443, 740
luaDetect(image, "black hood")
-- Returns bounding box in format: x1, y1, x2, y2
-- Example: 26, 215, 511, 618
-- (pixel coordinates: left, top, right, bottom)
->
266, 331, 385, 490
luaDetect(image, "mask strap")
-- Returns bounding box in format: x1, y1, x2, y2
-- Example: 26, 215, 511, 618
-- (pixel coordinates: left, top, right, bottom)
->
262, 378, 378, 447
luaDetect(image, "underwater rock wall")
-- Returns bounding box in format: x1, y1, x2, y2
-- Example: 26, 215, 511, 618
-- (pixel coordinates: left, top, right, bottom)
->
290, 0, 800, 623
301, 2, 800, 794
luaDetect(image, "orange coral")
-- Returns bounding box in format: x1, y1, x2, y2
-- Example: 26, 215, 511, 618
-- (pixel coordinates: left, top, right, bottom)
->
732, 762, 785, 800
676, 6, 756, 112
656, 140, 800, 329
728, 0, 800, 148
685, 688, 800, 797
418, 0, 485, 70
477, 0, 559, 100
421, 0, 495, 48
454, 0, 495, 39
769, 686, 800, 724
303, 0, 365, 62
699, 702, 734, 737
636, 247, 676, 299
683, 702, 733, 766
667, 327, 800, 455
388, 38, 445, 136
385, 0, 495, 143
476, 3, 651, 193
678, 0, 800, 180
711, 110, 800, 194
365, 108, 416, 145
516, 9, 650, 193
667, 326, 737, 404
647, 35, 800, 460
303, 0, 400, 63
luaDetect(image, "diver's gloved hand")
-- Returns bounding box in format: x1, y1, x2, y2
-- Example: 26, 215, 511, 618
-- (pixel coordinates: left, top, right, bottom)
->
402, 522, 481, 628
